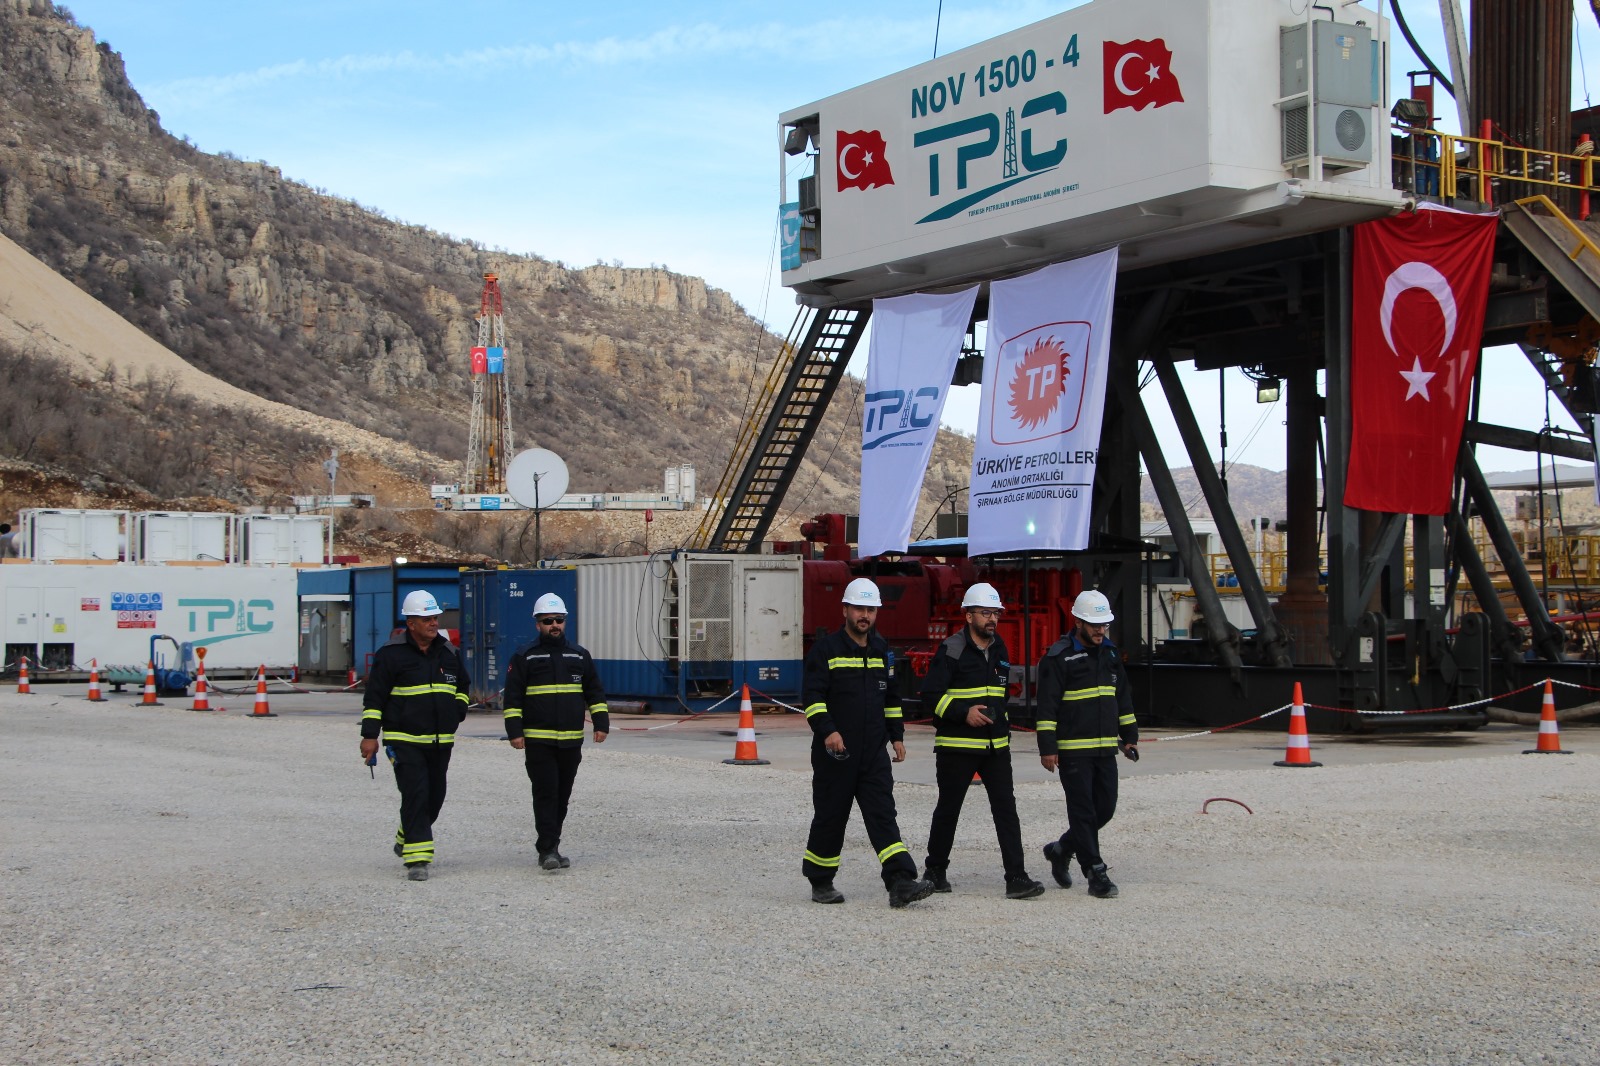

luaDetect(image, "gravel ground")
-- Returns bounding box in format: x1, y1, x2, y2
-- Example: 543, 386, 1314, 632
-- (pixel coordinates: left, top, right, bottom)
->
3, 692, 1596, 1065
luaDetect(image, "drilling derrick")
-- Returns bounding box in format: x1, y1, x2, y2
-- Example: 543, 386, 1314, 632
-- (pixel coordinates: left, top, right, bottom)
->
465, 273, 515, 494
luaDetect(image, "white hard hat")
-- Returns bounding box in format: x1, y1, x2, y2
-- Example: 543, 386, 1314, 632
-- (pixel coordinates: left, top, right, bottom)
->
841, 577, 882, 607
1071, 589, 1114, 624
400, 590, 444, 617
533, 592, 568, 617
961, 582, 1003, 610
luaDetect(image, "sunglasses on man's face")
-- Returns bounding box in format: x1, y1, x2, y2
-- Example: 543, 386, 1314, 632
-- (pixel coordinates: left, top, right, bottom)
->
537, 616, 565, 625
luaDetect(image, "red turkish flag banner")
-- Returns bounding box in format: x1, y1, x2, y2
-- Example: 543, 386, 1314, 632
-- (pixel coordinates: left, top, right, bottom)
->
1345, 207, 1499, 514
1102, 39, 1184, 113
470, 346, 487, 374
836, 130, 894, 191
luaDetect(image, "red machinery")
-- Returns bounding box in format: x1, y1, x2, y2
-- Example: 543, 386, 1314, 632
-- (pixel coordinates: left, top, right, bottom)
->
779, 514, 1085, 713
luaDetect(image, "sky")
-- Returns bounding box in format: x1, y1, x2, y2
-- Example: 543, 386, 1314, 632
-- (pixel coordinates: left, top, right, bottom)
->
57, 0, 1600, 484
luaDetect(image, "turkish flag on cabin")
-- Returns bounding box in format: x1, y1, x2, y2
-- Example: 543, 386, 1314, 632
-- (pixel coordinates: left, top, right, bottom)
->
836, 130, 895, 191
1102, 39, 1184, 113
1345, 206, 1499, 515
470, 346, 487, 374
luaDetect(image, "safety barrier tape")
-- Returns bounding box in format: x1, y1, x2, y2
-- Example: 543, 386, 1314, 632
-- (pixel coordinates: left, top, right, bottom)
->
617, 687, 743, 731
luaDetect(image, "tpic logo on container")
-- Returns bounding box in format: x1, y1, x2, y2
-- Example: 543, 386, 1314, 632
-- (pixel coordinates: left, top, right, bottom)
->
179, 598, 275, 647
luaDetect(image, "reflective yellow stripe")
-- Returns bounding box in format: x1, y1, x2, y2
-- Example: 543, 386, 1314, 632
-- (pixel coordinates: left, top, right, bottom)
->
1118, 713, 1136, 726
987, 686, 1009, 698
391, 683, 459, 696
454, 692, 469, 704
804, 850, 841, 867
588, 703, 608, 714
934, 687, 987, 718
884, 707, 903, 719
1057, 736, 1120, 750
361, 708, 382, 720
503, 708, 521, 719
526, 684, 583, 696
382, 731, 456, 744
1059, 686, 1118, 701
826, 656, 886, 670
876, 842, 908, 863
804, 703, 828, 719
1036, 721, 1057, 732
934, 736, 1010, 750
522, 728, 586, 741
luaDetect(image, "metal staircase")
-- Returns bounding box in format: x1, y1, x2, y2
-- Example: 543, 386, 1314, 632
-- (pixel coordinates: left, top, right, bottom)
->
692, 304, 871, 552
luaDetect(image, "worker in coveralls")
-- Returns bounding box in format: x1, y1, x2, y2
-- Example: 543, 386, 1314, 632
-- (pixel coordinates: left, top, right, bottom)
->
503, 592, 608, 871
359, 590, 471, 882
919, 582, 1045, 899
801, 577, 936, 908
1035, 589, 1139, 898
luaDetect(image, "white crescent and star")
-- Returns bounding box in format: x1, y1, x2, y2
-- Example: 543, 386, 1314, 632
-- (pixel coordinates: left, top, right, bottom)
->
1112, 53, 1162, 96
1379, 261, 1459, 402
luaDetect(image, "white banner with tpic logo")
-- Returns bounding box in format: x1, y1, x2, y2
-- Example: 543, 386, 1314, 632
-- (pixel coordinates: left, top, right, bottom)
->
858, 286, 978, 557
968, 247, 1118, 557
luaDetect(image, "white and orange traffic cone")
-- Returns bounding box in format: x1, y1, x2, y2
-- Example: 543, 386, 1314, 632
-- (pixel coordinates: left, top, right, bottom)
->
1274, 682, 1322, 768
722, 685, 769, 765
15, 655, 30, 695
190, 660, 211, 712
86, 660, 106, 702
1523, 679, 1572, 755
249, 665, 276, 718
140, 661, 162, 706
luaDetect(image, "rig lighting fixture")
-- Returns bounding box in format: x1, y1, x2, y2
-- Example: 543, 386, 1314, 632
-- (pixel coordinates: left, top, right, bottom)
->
783, 126, 810, 156
1255, 377, 1281, 404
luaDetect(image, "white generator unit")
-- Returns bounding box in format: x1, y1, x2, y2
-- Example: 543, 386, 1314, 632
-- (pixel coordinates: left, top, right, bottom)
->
240, 515, 331, 565
133, 512, 235, 563
18, 509, 127, 561
0, 562, 298, 680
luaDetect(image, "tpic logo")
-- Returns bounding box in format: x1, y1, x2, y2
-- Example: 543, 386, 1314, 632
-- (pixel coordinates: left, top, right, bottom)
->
864, 385, 941, 449
989, 321, 1091, 445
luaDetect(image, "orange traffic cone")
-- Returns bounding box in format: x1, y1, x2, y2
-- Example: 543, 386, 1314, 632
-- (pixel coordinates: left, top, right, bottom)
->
140, 661, 162, 706
86, 659, 107, 702
15, 655, 30, 694
249, 665, 276, 718
1274, 682, 1322, 767
722, 685, 769, 765
1523, 680, 1572, 755
190, 660, 211, 712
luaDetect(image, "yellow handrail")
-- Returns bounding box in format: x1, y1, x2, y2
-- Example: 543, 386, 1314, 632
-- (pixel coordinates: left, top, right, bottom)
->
1513, 194, 1600, 265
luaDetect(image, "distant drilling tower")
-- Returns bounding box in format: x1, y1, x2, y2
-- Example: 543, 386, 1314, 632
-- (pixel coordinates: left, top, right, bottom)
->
465, 273, 515, 494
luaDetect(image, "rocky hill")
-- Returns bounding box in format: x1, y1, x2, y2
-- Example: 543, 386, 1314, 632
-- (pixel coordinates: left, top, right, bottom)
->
0, 0, 973, 560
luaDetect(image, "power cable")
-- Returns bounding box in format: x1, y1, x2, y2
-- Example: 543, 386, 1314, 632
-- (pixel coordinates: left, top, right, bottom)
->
933, 0, 944, 59
1388, 0, 1455, 96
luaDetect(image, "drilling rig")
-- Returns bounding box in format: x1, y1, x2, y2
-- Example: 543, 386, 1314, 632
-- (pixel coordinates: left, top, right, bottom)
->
465, 273, 514, 495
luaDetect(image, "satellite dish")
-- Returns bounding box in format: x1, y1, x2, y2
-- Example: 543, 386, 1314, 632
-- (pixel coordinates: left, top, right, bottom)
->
506, 448, 570, 510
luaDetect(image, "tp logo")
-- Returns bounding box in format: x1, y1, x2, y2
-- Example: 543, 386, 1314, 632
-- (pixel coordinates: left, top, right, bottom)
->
989, 321, 1092, 445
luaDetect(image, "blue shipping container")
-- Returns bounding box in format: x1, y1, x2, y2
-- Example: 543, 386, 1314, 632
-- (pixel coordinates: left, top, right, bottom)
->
351, 564, 463, 678
458, 568, 579, 707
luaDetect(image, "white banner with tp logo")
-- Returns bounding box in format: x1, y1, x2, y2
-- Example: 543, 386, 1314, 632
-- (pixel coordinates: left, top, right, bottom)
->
968, 247, 1118, 556
858, 286, 978, 556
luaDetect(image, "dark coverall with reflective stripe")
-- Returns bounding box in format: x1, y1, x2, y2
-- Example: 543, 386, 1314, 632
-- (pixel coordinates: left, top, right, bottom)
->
503, 635, 608, 855
1034, 631, 1137, 874
360, 633, 471, 866
800, 627, 917, 888
920, 630, 1028, 882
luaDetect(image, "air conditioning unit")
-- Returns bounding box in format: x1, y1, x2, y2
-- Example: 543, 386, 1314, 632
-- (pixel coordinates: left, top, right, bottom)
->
1280, 21, 1374, 170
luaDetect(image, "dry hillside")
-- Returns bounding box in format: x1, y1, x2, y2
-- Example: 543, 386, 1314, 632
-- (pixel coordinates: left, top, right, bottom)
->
0, 0, 973, 561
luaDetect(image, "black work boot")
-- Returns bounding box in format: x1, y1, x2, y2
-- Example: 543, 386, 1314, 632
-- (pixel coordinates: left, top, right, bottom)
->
1005, 876, 1045, 900
406, 863, 429, 882
922, 864, 952, 893
538, 852, 562, 871
1086, 863, 1118, 898
888, 874, 935, 909
811, 881, 844, 904
1043, 841, 1073, 888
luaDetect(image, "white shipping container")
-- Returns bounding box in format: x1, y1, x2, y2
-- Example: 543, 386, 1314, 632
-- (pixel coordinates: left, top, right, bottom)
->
0, 563, 298, 678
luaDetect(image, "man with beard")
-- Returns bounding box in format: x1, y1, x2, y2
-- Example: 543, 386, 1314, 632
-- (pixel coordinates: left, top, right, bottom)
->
800, 578, 936, 908
1035, 589, 1139, 898
919, 582, 1044, 899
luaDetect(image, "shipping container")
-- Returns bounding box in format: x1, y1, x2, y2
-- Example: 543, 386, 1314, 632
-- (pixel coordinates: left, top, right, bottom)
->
349, 564, 463, 678
18, 509, 127, 561
457, 568, 579, 706
240, 515, 331, 564
564, 552, 804, 712
134, 512, 234, 563
0, 562, 297, 682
